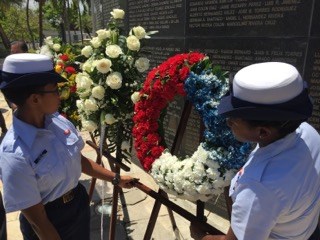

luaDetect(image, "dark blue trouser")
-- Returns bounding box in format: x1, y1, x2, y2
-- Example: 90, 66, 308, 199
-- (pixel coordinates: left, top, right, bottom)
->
19, 183, 90, 240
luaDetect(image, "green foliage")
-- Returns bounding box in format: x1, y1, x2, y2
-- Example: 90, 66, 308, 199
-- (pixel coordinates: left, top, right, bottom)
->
0, 5, 42, 42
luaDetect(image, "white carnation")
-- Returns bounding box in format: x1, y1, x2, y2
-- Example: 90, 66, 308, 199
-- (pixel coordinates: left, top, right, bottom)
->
90, 37, 101, 48
96, 29, 110, 40
52, 43, 61, 52
132, 26, 146, 39
131, 91, 141, 104
105, 45, 123, 58
126, 35, 140, 51
96, 59, 112, 74
110, 9, 125, 19
134, 57, 150, 72
106, 72, 122, 89
82, 120, 98, 132
105, 113, 116, 125
91, 86, 105, 100
81, 45, 93, 58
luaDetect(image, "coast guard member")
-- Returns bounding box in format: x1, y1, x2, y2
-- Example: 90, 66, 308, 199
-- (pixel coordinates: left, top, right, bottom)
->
191, 62, 320, 240
0, 53, 136, 240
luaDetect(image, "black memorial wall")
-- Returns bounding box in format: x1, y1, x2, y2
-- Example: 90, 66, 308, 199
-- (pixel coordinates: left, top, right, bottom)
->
92, 0, 320, 219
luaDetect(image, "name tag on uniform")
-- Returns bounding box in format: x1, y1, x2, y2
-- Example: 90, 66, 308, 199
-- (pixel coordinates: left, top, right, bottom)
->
34, 149, 48, 164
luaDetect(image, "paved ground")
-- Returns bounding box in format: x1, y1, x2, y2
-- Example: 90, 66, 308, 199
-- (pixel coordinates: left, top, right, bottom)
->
0, 92, 229, 240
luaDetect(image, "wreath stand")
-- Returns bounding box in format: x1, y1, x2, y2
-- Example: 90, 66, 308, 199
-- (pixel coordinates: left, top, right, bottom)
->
85, 100, 233, 239
134, 99, 231, 239
86, 132, 131, 240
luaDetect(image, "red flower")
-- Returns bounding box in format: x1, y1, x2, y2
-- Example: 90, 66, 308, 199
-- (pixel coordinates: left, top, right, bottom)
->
70, 85, 77, 93
65, 66, 76, 74
59, 54, 69, 62
133, 52, 204, 171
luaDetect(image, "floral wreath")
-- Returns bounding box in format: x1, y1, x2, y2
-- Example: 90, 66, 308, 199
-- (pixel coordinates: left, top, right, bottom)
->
133, 52, 250, 202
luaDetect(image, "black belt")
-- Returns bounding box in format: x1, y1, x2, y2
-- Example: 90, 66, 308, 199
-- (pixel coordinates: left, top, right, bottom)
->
45, 184, 80, 207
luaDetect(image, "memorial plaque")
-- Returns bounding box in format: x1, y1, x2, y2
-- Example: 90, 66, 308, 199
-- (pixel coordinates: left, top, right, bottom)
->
127, 0, 186, 37
91, 0, 128, 31
140, 38, 185, 68
305, 39, 320, 131
188, 37, 307, 72
311, 0, 320, 36
162, 97, 201, 157
187, 0, 313, 37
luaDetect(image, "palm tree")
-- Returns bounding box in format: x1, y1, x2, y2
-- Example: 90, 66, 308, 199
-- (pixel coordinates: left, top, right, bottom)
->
34, 0, 46, 46
26, 0, 36, 49
0, 0, 23, 49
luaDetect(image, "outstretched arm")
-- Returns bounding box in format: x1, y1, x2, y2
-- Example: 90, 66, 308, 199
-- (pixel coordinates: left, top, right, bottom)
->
80, 154, 137, 188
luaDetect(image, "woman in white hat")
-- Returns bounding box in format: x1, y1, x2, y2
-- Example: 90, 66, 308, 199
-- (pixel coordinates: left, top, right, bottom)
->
191, 62, 320, 240
0, 53, 136, 240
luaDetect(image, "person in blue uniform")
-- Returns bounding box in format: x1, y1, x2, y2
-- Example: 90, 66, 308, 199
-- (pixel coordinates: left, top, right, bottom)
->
190, 62, 320, 240
0, 53, 136, 240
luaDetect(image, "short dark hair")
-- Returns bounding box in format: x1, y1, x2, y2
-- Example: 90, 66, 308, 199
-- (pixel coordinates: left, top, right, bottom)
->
1, 85, 45, 107
11, 41, 28, 53
245, 119, 304, 138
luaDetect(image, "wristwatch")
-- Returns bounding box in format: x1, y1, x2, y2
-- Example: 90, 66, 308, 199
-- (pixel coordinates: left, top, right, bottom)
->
112, 173, 120, 186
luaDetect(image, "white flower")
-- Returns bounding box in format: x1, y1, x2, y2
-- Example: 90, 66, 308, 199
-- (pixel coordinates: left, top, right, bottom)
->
39, 45, 53, 58
82, 120, 98, 132
106, 72, 122, 89
81, 46, 93, 58
91, 86, 105, 100
126, 35, 140, 51
90, 37, 102, 48
75, 72, 93, 88
96, 59, 112, 74
52, 43, 61, 52
44, 36, 53, 47
134, 57, 150, 72
75, 73, 93, 97
76, 100, 84, 111
131, 91, 141, 104
110, 9, 125, 19
132, 26, 146, 39
84, 98, 99, 112
96, 29, 110, 40
105, 113, 116, 124
82, 60, 94, 73
105, 45, 123, 58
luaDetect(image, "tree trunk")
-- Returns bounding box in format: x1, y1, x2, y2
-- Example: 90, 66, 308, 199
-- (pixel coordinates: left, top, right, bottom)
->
78, 3, 84, 44
66, 0, 71, 43
0, 23, 10, 49
39, 0, 44, 46
26, 0, 36, 49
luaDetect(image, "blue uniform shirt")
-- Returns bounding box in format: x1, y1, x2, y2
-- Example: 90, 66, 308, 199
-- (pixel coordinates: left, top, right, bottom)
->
230, 122, 320, 240
0, 112, 84, 213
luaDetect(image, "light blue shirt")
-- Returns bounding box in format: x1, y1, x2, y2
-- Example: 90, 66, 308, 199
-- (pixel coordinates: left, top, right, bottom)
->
0, 112, 84, 213
230, 122, 320, 240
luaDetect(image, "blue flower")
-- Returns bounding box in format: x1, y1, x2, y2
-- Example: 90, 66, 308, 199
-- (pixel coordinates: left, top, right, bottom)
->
185, 69, 251, 170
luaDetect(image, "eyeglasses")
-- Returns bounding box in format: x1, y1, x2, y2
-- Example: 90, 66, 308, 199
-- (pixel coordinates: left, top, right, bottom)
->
35, 89, 60, 95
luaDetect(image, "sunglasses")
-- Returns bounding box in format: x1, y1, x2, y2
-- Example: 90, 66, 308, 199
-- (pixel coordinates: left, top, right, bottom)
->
35, 88, 60, 95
